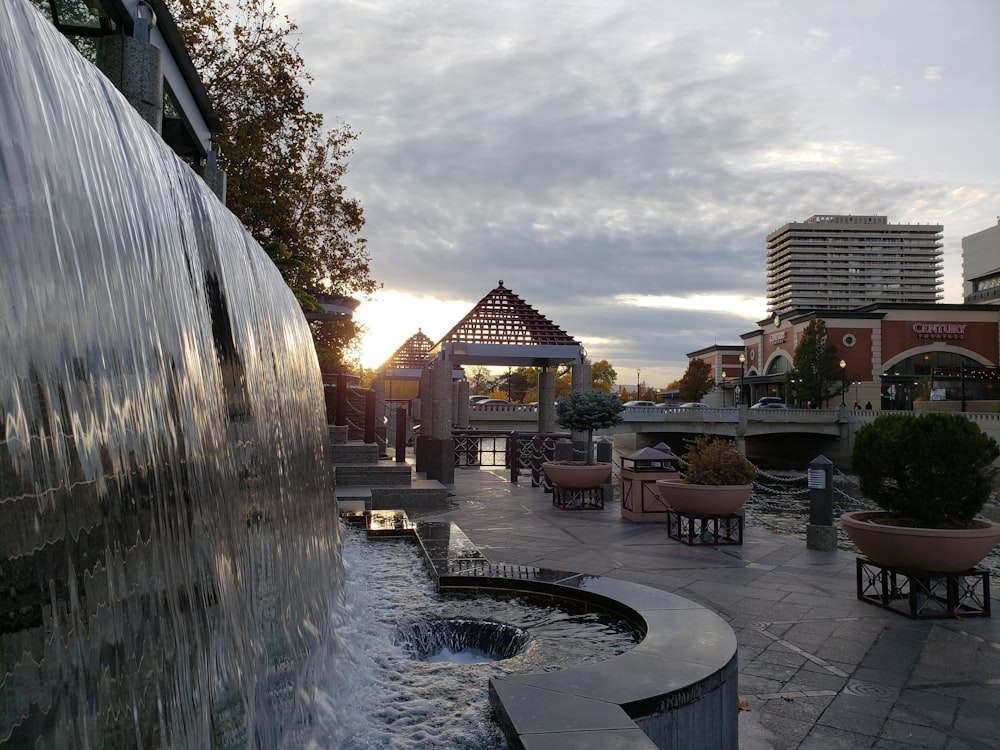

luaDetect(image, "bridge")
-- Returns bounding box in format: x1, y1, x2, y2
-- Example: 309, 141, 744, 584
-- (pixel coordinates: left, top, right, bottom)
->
466, 403, 1000, 469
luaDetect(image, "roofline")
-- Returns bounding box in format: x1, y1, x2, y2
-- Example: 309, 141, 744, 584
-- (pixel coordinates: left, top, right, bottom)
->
685, 344, 746, 358
147, 0, 222, 133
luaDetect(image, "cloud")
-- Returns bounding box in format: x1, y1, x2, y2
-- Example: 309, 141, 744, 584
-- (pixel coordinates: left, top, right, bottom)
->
280, 0, 1000, 385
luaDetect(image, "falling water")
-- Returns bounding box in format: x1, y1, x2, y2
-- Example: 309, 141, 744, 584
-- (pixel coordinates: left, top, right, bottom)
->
1, 2, 342, 746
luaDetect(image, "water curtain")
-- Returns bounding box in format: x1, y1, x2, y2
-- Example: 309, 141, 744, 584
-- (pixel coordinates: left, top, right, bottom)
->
0, 2, 341, 745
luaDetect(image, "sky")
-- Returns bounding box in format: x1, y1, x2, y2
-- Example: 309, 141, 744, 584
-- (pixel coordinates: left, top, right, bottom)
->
279, 0, 1000, 389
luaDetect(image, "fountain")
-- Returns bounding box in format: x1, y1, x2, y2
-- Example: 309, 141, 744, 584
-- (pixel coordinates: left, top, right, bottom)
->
1, 2, 341, 745
1, 4, 744, 748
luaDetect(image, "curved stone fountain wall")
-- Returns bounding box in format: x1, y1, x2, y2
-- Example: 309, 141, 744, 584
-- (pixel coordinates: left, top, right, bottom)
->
1, 2, 339, 746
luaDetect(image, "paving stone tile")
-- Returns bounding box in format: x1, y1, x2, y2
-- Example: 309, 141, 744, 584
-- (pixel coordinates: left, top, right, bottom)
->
881, 718, 947, 749
825, 692, 898, 719
796, 723, 878, 749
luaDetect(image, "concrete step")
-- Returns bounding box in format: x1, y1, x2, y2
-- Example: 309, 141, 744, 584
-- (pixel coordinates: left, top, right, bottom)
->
329, 442, 379, 464
335, 479, 451, 511
371, 480, 451, 510
335, 463, 413, 487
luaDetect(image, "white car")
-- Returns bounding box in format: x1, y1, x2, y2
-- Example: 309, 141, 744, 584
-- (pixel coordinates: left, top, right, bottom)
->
678, 402, 711, 408
622, 400, 657, 407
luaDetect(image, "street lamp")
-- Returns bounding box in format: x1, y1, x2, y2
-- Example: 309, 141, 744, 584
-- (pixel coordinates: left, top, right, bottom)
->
636, 367, 641, 401
839, 359, 847, 407
721, 371, 727, 406
738, 353, 746, 406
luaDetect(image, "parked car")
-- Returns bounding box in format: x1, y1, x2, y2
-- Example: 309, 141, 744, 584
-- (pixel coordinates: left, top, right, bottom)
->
677, 402, 711, 408
469, 394, 492, 404
750, 401, 787, 409
473, 398, 512, 406
622, 400, 657, 407
755, 396, 784, 406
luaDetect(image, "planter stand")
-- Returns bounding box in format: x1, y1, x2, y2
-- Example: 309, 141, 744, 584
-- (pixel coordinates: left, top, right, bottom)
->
667, 510, 743, 546
552, 485, 606, 510
856, 558, 991, 619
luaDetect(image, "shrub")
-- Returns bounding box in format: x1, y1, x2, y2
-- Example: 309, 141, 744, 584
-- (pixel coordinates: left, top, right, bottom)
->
554, 390, 624, 464
681, 435, 756, 486
851, 412, 999, 528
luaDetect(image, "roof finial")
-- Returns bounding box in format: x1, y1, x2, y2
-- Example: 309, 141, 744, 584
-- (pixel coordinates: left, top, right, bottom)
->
498, 280, 504, 287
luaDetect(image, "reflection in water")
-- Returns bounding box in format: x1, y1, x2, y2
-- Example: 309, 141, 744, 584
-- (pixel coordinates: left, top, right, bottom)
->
1, 2, 340, 746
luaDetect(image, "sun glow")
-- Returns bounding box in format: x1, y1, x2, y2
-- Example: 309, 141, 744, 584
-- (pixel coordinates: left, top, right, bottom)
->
353, 290, 474, 369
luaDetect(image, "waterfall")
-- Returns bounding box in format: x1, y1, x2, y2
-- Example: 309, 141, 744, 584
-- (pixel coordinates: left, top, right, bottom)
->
0, 1, 341, 746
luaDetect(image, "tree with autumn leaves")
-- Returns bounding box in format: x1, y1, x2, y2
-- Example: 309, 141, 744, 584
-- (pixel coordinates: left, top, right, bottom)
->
167, 0, 377, 370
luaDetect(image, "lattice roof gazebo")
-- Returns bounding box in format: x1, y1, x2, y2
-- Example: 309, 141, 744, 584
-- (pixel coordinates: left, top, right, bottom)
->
428, 281, 584, 367
378, 329, 434, 380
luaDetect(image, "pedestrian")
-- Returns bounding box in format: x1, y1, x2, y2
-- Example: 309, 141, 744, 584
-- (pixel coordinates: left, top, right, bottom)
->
864, 401, 872, 409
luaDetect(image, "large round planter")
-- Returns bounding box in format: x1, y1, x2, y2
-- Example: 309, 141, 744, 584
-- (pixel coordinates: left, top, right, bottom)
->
654, 479, 752, 516
840, 510, 1000, 573
542, 461, 612, 489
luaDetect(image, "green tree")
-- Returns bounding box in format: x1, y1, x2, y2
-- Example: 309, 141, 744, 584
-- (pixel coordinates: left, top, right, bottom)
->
852, 413, 999, 526
678, 359, 714, 402
787, 319, 843, 407
168, 0, 378, 311
554, 391, 625, 464
467, 366, 492, 395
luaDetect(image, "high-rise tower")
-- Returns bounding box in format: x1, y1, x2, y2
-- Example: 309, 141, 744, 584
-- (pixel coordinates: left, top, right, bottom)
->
766, 214, 943, 314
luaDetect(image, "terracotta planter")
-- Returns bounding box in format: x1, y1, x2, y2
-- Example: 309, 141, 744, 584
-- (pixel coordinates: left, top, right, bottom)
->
542, 461, 612, 489
654, 479, 752, 516
840, 510, 1000, 573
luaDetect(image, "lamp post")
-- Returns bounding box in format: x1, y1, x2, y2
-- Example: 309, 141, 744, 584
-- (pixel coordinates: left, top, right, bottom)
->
721, 371, 727, 406
839, 359, 847, 407
636, 367, 641, 401
738, 353, 746, 406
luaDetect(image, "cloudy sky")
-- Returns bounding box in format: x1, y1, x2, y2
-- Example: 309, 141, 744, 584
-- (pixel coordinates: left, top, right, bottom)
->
280, 0, 999, 388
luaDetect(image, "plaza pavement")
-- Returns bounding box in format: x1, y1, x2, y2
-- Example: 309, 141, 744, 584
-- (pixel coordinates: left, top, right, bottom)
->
421, 465, 1000, 750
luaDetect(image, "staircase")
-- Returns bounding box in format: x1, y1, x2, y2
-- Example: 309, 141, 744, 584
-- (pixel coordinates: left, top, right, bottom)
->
329, 439, 450, 512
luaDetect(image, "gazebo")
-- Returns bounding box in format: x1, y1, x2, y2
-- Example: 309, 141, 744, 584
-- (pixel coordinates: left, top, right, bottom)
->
417, 281, 589, 482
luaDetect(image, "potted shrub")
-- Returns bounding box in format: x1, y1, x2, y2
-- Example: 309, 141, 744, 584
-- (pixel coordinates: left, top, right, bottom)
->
842, 412, 1000, 572
655, 435, 757, 515
542, 390, 624, 489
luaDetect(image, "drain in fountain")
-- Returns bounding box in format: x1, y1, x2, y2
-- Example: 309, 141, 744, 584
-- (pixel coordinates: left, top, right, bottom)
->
397, 617, 531, 663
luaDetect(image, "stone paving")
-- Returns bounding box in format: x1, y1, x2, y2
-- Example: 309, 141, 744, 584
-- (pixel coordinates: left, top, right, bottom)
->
419, 465, 1000, 750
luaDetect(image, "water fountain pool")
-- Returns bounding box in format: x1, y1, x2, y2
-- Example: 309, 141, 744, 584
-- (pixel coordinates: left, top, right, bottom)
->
328, 527, 637, 748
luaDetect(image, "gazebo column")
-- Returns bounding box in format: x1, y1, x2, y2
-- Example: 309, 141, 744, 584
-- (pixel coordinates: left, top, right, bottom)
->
417, 357, 454, 483
538, 367, 556, 433
373, 371, 388, 458
455, 378, 470, 428
414, 365, 432, 472
570, 361, 592, 461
